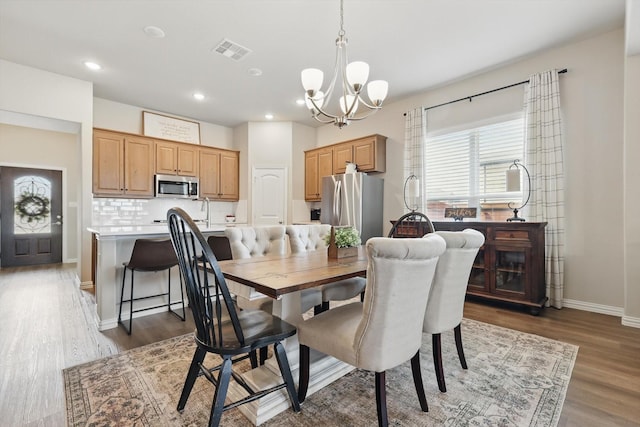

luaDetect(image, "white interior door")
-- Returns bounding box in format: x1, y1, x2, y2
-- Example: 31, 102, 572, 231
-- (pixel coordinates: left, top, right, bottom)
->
252, 167, 287, 225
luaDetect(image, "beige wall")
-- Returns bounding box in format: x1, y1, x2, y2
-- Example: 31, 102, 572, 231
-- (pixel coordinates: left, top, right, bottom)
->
313, 29, 629, 317
93, 97, 234, 149
0, 59, 93, 283
0, 124, 79, 262
623, 53, 640, 325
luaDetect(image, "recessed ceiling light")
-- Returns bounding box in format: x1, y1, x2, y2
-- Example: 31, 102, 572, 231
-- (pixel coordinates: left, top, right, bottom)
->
84, 61, 101, 71
193, 93, 205, 101
296, 99, 306, 106
144, 26, 165, 38
265, 114, 274, 120
248, 68, 263, 77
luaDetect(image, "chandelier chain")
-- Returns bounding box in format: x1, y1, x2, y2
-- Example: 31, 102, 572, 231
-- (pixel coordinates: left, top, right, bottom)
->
339, 0, 345, 36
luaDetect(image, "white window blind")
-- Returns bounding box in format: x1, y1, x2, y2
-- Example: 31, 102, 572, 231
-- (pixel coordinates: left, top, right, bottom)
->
425, 115, 524, 219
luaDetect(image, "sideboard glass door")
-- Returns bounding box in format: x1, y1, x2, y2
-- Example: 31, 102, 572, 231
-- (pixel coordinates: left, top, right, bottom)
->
493, 246, 527, 298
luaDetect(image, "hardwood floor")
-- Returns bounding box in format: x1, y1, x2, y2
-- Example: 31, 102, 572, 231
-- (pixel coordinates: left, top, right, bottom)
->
0, 263, 638, 426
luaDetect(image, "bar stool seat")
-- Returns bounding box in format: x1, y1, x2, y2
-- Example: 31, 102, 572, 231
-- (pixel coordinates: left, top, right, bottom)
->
118, 238, 185, 335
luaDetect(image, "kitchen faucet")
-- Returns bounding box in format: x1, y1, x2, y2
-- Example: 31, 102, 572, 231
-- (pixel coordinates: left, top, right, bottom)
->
201, 197, 211, 228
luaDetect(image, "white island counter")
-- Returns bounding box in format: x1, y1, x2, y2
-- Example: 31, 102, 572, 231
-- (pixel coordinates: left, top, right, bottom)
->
89, 224, 227, 331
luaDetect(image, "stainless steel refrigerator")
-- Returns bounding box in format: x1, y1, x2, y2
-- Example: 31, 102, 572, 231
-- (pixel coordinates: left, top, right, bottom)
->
320, 173, 384, 243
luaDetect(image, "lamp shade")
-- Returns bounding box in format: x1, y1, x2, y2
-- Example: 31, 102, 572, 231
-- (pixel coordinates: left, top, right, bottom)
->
305, 91, 325, 111
346, 61, 369, 89
407, 177, 420, 198
301, 68, 324, 93
506, 169, 521, 192
367, 80, 388, 105
339, 95, 359, 115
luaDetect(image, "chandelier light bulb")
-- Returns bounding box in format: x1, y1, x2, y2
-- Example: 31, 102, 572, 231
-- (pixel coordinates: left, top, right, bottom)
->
346, 61, 369, 91
339, 95, 358, 115
367, 80, 389, 106
305, 91, 325, 112
301, 68, 324, 95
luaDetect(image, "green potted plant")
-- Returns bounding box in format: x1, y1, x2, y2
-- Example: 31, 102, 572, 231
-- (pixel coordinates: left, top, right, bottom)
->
326, 226, 361, 258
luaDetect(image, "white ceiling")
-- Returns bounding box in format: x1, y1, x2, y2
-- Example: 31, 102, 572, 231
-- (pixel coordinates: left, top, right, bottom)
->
0, 0, 630, 129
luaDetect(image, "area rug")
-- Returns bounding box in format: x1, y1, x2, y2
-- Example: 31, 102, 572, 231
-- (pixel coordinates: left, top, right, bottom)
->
64, 318, 578, 426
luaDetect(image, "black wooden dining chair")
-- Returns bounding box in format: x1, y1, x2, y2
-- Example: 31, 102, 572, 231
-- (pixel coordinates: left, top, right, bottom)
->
387, 211, 435, 238
167, 207, 300, 427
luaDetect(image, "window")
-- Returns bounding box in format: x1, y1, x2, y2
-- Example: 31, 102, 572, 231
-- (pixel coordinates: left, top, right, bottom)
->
425, 114, 524, 221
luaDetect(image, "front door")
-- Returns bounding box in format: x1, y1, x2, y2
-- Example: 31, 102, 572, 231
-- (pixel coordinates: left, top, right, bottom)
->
0, 167, 63, 267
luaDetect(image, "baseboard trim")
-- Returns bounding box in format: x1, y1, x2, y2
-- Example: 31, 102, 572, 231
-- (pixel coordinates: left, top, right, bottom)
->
622, 315, 640, 328
562, 298, 640, 328
562, 298, 623, 317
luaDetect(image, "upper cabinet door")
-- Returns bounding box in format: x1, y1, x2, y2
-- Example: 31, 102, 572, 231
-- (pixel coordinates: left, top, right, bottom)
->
333, 144, 353, 174
199, 147, 239, 200
155, 140, 199, 176
124, 135, 154, 196
92, 130, 154, 197
93, 130, 124, 195
218, 150, 239, 200
353, 135, 386, 173
305, 150, 320, 200
177, 144, 198, 176
155, 141, 178, 175
199, 148, 221, 198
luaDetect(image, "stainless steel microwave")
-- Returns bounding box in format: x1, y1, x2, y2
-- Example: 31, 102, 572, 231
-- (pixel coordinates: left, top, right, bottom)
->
155, 174, 199, 199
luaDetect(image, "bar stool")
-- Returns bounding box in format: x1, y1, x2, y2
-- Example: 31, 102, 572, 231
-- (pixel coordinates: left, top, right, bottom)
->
118, 238, 185, 335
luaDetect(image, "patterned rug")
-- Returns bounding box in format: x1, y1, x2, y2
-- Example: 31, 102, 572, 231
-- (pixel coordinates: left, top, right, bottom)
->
64, 318, 578, 426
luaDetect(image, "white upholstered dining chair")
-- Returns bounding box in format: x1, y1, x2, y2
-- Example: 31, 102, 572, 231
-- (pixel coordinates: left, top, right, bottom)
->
297, 234, 447, 427
424, 228, 485, 392
286, 224, 366, 313
224, 225, 322, 313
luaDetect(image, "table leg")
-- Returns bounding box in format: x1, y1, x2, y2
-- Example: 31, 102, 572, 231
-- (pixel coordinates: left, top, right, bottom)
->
226, 291, 354, 425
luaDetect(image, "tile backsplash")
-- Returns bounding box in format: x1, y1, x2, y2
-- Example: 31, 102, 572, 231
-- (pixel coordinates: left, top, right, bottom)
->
92, 198, 240, 226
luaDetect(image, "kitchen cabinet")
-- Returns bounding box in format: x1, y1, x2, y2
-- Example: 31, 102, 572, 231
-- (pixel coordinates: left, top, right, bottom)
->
305, 147, 333, 201
353, 134, 386, 172
155, 140, 198, 176
304, 134, 386, 201
334, 134, 387, 174
92, 129, 154, 197
333, 144, 354, 174
433, 221, 547, 315
199, 146, 239, 200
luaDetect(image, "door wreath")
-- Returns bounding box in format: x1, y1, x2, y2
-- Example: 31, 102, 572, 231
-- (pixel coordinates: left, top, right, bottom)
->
15, 192, 50, 223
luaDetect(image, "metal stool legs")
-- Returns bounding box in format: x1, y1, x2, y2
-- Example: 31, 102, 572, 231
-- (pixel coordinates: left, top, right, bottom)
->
117, 264, 185, 335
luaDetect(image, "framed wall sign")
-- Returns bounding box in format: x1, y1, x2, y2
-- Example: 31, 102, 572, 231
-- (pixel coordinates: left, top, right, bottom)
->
142, 111, 200, 144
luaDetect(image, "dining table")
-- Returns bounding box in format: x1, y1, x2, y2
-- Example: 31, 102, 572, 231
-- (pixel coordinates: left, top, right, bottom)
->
217, 246, 368, 425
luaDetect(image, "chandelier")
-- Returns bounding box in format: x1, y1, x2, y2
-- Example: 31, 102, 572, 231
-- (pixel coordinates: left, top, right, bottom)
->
301, 0, 388, 128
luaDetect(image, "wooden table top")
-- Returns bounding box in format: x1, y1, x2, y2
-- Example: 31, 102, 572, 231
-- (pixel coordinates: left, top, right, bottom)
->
217, 247, 368, 299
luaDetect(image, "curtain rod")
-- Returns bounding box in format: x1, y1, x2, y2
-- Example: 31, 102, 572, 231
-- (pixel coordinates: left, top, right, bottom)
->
403, 68, 568, 115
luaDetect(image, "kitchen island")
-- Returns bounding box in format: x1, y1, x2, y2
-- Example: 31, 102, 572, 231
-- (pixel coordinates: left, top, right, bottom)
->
89, 224, 227, 331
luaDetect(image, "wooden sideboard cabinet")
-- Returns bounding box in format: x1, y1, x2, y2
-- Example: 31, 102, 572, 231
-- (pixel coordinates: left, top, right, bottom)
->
433, 221, 547, 314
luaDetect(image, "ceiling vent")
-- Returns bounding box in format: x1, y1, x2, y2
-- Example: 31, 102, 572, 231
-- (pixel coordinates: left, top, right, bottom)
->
212, 38, 252, 61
